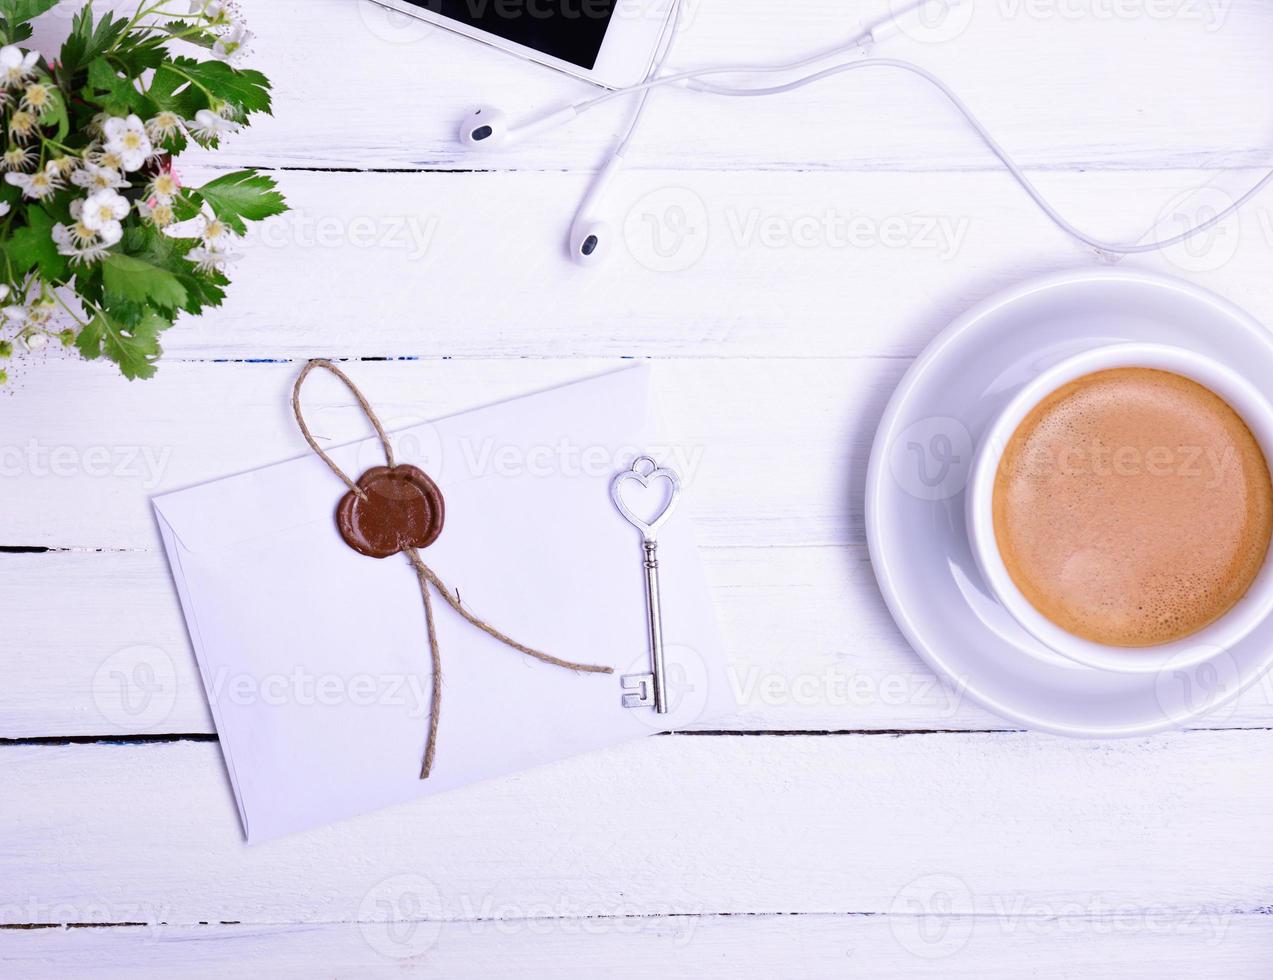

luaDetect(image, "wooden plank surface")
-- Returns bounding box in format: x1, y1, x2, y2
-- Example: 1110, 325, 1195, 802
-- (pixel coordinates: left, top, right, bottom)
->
3, 733, 1271, 923
0, 166, 1258, 361
5, 0, 1273, 975
3, 913, 1269, 979
8, 544, 1273, 739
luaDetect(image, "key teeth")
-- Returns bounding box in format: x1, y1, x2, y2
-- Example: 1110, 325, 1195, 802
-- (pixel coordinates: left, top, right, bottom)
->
622, 672, 656, 709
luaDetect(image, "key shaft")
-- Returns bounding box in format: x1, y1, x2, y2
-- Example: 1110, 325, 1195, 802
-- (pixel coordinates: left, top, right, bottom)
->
642, 539, 669, 714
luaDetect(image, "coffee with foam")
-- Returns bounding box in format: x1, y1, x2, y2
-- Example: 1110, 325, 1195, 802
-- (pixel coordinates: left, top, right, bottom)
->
993, 368, 1273, 647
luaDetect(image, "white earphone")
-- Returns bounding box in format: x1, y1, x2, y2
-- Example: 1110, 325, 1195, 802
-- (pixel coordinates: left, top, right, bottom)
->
568, 151, 627, 262
457, 104, 579, 147
458, 0, 1273, 268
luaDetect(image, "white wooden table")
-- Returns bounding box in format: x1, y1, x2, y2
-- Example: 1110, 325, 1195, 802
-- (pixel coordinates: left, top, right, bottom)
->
4, 1, 1273, 975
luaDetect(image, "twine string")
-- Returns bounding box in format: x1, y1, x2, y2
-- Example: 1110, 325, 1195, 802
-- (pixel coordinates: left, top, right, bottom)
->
291, 358, 396, 497
292, 358, 613, 780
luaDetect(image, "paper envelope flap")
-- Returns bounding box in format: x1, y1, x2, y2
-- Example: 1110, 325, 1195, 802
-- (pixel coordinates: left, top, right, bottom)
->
153, 365, 657, 556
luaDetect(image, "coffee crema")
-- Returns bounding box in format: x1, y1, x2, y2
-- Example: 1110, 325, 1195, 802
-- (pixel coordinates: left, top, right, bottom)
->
993, 367, 1273, 647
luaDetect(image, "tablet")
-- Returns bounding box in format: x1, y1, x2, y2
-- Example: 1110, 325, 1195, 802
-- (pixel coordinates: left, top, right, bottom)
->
369, 0, 676, 88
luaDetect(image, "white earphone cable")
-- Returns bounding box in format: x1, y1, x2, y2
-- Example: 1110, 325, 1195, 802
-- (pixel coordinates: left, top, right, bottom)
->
565, 38, 1273, 256
615, 0, 687, 155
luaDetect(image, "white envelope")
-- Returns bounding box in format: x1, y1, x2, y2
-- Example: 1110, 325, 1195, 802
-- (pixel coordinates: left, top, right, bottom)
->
154, 365, 732, 842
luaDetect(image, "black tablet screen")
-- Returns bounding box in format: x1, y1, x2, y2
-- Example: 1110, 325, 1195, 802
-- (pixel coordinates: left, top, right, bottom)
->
408, 0, 619, 69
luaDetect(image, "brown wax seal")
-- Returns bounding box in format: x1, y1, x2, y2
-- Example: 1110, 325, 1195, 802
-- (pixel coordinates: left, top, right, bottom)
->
337, 465, 445, 559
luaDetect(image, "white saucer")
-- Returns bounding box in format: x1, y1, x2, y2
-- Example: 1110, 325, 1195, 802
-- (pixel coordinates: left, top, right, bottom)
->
865, 269, 1273, 736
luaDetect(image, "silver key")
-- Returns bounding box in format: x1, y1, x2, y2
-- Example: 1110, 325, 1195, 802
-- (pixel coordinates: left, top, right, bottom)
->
611, 456, 682, 714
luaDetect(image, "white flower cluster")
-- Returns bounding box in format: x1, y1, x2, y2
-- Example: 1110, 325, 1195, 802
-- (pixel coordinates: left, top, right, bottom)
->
0, 278, 58, 350
190, 0, 254, 64
0, 43, 49, 158
186, 212, 240, 273
0, 1, 257, 364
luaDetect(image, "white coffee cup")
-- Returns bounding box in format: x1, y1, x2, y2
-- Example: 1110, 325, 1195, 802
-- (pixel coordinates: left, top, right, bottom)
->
966, 342, 1273, 674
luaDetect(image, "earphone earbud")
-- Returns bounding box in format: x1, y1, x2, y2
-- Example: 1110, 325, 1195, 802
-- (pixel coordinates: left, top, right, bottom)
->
567, 153, 626, 265
458, 105, 580, 148
457, 106, 508, 146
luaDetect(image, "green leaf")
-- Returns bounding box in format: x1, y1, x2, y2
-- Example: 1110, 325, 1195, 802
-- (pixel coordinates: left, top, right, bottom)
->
76, 307, 168, 380
160, 19, 216, 50
117, 221, 226, 316
5, 206, 67, 282
85, 57, 154, 116
194, 170, 287, 235
161, 56, 272, 116
73, 312, 103, 360
101, 253, 188, 312
59, 6, 129, 76
0, 0, 59, 28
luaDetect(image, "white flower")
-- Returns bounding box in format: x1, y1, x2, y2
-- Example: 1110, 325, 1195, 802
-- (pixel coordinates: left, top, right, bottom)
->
54, 220, 115, 265
187, 245, 236, 273
87, 145, 128, 173
197, 215, 237, 253
23, 332, 47, 351
0, 46, 38, 89
47, 155, 78, 179
81, 189, 130, 232
0, 201, 8, 218
146, 111, 183, 142
212, 24, 252, 63
8, 109, 37, 142
0, 284, 8, 303
5, 162, 63, 199
3, 289, 56, 329
20, 82, 52, 114
147, 169, 181, 203
98, 220, 124, 246
190, 0, 230, 23
140, 199, 176, 228
1, 144, 34, 172
186, 108, 238, 141
102, 114, 153, 171
71, 163, 128, 192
